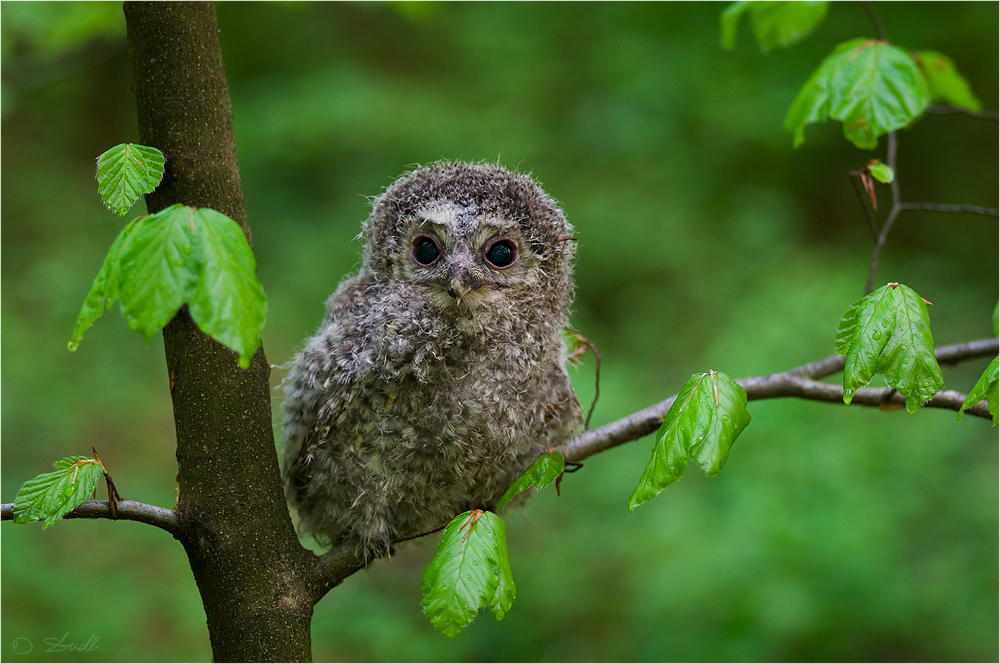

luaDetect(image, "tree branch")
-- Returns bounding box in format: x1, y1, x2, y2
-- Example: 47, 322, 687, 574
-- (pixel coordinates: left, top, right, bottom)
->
310, 546, 367, 602
897, 202, 999, 217
738, 375, 992, 417
8, 338, 994, 596
559, 338, 998, 463
1, 500, 181, 536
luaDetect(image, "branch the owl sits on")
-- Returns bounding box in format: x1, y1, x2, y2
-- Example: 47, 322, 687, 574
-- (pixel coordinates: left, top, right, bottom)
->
281, 162, 583, 561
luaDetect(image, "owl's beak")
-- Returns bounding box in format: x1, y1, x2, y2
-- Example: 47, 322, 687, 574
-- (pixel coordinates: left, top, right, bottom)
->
444, 259, 483, 302
447, 277, 471, 300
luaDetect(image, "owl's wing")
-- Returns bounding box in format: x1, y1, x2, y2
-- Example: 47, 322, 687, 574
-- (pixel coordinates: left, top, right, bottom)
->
280, 273, 374, 508
286, 390, 345, 507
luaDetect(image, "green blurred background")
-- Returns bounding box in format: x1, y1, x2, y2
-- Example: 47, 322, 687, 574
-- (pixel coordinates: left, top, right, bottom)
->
2, 2, 997, 661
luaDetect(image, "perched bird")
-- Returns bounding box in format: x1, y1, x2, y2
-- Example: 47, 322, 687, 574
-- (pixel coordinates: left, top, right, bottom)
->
281, 161, 582, 561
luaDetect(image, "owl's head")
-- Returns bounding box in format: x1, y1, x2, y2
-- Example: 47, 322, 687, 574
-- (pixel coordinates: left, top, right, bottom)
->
363, 162, 576, 315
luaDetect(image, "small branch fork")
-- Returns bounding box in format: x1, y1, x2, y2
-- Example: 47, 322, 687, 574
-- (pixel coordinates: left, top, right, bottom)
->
850, 2, 998, 295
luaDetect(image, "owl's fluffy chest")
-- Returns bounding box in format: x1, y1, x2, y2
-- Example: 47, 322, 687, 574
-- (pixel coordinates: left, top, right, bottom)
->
341, 300, 550, 460
287, 279, 556, 552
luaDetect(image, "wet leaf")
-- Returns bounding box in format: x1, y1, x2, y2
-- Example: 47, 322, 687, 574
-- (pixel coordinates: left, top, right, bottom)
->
421, 510, 515, 637
628, 371, 750, 512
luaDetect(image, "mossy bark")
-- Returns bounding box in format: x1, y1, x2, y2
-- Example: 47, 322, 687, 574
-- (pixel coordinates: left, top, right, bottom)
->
124, 3, 315, 660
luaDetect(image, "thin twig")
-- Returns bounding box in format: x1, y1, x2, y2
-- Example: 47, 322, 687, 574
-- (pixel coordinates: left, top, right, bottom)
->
886, 131, 900, 205
897, 202, 999, 217
578, 337, 602, 429
865, 131, 902, 295
1, 499, 181, 536
859, 0, 888, 41
865, 206, 900, 295
393, 521, 449, 544
849, 172, 881, 240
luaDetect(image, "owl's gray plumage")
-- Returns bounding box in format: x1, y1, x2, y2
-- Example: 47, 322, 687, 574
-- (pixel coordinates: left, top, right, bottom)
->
281, 161, 582, 561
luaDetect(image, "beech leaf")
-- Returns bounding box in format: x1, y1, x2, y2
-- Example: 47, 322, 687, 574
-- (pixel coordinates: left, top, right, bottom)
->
721, 1, 830, 53
95, 143, 165, 216
913, 50, 982, 112
784, 39, 930, 149
13, 457, 105, 529
839, 283, 944, 412
68, 204, 267, 368
497, 451, 565, 513
421, 510, 515, 637
958, 356, 998, 425
628, 371, 751, 512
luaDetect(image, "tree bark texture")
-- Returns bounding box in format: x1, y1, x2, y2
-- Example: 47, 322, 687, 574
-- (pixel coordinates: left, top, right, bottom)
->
124, 3, 314, 660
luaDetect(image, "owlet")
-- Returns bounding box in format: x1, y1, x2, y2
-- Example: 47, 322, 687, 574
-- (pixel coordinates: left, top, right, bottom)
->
281, 161, 582, 561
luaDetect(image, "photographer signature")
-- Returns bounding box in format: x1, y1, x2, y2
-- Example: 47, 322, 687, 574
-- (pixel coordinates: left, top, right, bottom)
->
12, 633, 103, 655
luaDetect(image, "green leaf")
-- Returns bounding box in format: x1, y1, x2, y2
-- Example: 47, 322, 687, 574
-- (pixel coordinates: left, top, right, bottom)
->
117, 206, 197, 341
913, 50, 982, 112
720, 2, 752, 50
68, 205, 267, 369
840, 283, 944, 412
835, 296, 862, 355
958, 356, 998, 425
188, 208, 268, 369
67, 218, 140, 351
13, 457, 104, 529
496, 451, 565, 513
876, 285, 945, 413
628, 371, 751, 512
421, 510, 516, 637
784, 39, 930, 150
721, 1, 829, 52
95, 143, 165, 216
841, 285, 897, 402
868, 159, 894, 184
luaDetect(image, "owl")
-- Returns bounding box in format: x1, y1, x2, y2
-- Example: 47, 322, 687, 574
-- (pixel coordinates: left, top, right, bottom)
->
280, 161, 582, 561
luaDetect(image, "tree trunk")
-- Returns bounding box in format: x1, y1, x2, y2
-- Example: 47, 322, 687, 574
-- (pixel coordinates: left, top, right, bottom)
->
124, 3, 314, 660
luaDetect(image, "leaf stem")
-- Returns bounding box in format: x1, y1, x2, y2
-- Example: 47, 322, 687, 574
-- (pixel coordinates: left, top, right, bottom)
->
849, 172, 880, 240
865, 131, 901, 295
858, 0, 887, 41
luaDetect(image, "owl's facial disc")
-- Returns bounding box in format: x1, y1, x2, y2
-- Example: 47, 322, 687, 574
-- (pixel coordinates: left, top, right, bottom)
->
402, 202, 537, 313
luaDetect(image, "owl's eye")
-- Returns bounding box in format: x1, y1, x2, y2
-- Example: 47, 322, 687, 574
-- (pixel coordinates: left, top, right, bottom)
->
484, 239, 517, 269
412, 235, 441, 266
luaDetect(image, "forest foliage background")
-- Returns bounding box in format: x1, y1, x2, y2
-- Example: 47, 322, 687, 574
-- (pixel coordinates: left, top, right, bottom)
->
2, 2, 997, 661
